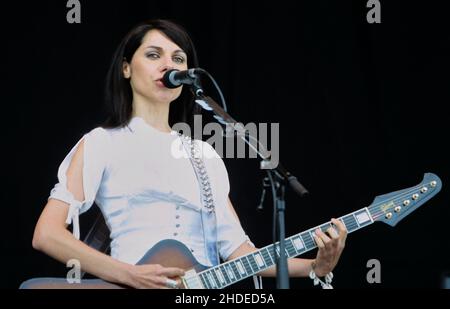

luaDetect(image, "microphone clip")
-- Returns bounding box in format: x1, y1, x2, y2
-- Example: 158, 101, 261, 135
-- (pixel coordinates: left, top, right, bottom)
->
257, 177, 272, 210
191, 76, 204, 97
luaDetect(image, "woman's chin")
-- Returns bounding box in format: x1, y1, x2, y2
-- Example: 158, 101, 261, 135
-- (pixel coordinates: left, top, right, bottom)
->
152, 94, 179, 106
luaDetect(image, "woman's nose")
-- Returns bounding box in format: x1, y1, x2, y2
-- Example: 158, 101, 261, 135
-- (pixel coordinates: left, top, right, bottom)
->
159, 56, 176, 72
160, 64, 174, 73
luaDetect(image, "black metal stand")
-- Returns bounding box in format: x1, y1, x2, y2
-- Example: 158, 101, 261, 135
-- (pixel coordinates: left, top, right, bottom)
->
266, 170, 289, 288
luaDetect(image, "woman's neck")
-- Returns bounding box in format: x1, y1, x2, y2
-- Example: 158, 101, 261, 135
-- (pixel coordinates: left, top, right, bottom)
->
132, 98, 172, 133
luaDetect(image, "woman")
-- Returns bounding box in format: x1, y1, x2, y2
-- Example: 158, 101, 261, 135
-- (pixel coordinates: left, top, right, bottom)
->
30, 19, 347, 289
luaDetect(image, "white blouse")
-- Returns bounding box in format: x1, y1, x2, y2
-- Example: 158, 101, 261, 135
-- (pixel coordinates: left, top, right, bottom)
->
49, 116, 249, 266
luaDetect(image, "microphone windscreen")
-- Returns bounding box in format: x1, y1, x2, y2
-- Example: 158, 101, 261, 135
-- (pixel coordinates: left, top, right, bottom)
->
161, 69, 181, 89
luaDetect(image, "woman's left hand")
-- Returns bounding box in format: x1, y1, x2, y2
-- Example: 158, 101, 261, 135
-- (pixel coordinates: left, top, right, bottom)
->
312, 218, 347, 276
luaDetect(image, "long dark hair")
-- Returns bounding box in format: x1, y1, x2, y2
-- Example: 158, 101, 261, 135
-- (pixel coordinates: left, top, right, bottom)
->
102, 19, 201, 130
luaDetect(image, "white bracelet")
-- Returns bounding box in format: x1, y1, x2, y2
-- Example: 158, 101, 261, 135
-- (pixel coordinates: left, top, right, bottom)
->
309, 262, 334, 289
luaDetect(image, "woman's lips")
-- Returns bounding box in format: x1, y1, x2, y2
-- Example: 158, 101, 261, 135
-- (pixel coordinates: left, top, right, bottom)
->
155, 80, 165, 87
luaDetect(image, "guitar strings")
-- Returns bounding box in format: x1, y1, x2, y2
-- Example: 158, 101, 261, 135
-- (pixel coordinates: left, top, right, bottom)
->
367, 181, 437, 219
305, 181, 436, 234
190, 179, 439, 289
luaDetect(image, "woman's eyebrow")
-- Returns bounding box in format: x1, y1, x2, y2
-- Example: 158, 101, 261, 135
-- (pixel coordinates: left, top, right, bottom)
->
146, 45, 186, 55
146, 45, 162, 51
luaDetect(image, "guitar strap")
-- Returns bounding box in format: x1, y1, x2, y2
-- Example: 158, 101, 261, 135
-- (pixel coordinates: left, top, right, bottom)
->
180, 135, 220, 267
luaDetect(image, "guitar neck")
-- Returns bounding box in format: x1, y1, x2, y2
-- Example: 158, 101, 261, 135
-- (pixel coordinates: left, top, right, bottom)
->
197, 206, 378, 289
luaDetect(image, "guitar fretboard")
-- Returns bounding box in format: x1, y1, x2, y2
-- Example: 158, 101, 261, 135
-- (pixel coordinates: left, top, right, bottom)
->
181, 174, 440, 289
192, 207, 376, 289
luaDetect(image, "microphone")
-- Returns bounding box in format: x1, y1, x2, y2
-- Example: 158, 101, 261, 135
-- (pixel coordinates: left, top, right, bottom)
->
162, 68, 204, 89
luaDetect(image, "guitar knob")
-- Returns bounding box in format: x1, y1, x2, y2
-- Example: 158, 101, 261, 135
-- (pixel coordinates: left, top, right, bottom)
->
412, 193, 419, 200
403, 200, 410, 206
431, 181, 437, 187
385, 212, 393, 219
394, 206, 401, 213
420, 187, 428, 193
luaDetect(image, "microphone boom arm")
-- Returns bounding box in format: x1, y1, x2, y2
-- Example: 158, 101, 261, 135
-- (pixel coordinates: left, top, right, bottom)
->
194, 94, 308, 197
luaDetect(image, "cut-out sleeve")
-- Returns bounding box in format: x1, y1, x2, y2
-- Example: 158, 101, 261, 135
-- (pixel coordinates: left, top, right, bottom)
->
48, 127, 109, 239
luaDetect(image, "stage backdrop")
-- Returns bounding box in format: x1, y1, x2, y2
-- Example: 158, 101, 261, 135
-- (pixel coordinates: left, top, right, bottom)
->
4, 0, 449, 289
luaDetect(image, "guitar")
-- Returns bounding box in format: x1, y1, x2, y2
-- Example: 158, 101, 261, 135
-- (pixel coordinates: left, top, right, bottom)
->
23, 173, 441, 289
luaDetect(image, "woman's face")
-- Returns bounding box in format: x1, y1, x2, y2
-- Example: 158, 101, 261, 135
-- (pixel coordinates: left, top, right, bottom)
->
123, 29, 188, 105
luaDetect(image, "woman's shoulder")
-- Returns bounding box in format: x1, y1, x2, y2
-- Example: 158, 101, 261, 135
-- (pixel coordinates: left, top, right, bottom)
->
195, 139, 230, 188
86, 126, 111, 140
83, 125, 139, 153
83, 126, 121, 148
194, 139, 222, 160
86, 125, 129, 139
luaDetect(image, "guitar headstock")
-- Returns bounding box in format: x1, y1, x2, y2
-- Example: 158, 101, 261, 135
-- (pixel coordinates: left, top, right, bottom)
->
369, 173, 442, 226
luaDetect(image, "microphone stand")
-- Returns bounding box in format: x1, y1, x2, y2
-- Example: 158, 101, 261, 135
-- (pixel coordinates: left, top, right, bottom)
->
191, 82, 308, 289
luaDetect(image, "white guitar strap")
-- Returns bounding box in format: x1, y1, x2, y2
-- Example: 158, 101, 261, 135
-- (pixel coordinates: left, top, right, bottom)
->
180, 135, 220, 267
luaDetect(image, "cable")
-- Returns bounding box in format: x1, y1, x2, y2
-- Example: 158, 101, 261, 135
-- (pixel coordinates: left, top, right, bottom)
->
201, 69, 228, 113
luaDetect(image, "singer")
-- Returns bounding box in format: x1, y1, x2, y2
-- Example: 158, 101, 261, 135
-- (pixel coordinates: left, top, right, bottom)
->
25, 19, 346, 289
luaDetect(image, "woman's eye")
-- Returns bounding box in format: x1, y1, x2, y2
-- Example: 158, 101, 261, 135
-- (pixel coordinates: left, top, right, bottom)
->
173, 56, 186, 64
146, 52, 160, 59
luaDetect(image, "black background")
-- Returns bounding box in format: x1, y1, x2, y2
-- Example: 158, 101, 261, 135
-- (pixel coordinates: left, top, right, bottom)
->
4, 0, 450, 289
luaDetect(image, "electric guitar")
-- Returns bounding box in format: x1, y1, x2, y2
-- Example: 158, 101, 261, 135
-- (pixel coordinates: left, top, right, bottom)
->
23, 173, 441, 289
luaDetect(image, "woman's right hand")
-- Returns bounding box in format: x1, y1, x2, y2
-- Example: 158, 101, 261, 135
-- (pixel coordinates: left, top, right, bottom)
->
124, 264, 185, 289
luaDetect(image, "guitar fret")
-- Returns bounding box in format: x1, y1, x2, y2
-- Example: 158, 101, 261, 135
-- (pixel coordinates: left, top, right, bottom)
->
342, 214, 358, 232
253, 252, 265, 268
241, 256, 253, 274
215, 268, 225, 285
230, 261, 242, 279
219, 266, 231, 284
351, 213, 361, 228
354, 209, 372, 228
206, 271, 217, 288
339, 217, 349, 231
320, 223, 332, 233
285, 239, 296, 257
209, 269, 221, 288
247, 255, 259, 272
275, 242, 289, 258
283, 240, 290, 256
236, 259, 247, 276
309, 229, 318, 246
292, 235, 306, 253
261, 247, 274, 266
199, 273, 210, 289
268, 245, 277, 262
301, 232, 315, 250
274, 244, 280, 258
224, 264, 236, 281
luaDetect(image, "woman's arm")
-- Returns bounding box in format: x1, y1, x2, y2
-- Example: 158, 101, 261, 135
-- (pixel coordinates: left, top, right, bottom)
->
32, 140, 184, 288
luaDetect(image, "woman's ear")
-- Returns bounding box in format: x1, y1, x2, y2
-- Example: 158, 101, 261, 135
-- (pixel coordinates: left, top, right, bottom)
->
123, 60, 131, 79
